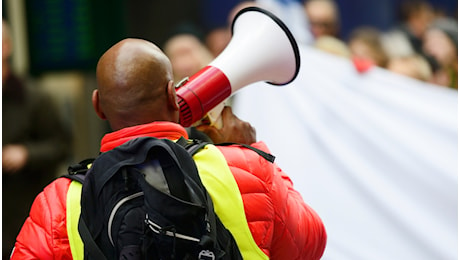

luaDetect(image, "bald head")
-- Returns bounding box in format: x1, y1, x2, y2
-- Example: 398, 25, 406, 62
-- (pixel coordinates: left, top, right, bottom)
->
94, 38, 179, 131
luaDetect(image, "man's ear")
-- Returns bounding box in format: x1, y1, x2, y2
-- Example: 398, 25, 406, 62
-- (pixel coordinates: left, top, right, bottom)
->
92, 89, 107, 120
167, 80, 179, 111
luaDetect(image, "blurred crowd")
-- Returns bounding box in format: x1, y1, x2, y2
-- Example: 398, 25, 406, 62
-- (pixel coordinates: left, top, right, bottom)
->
306, 0, 457, 89
165, 0, 457, 89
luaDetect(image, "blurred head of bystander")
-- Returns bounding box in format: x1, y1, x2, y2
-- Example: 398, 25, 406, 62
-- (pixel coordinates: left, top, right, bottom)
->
163, 24, 214, 84
314, 35, 350, 58
304, 0, 340, 39
348, 26, 389, 68
422, 17, 458, 89
387, 54, 432, 82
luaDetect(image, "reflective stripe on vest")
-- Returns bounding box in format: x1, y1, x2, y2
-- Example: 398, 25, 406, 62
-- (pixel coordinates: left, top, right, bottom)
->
193, 144, 268, 260
67, 180, 84, 259
66, 143, 268, 260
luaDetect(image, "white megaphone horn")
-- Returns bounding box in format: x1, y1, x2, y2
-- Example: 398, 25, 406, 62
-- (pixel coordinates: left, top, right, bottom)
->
176, 6, 300, 127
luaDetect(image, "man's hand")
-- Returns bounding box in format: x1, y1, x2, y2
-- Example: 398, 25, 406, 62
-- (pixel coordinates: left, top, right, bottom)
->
196, 106, 256, 145
2, 144, 28, 174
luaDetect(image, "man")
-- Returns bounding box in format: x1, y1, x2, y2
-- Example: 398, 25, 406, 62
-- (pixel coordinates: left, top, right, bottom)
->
11, 38, 327, 259
2, 19, 71, 259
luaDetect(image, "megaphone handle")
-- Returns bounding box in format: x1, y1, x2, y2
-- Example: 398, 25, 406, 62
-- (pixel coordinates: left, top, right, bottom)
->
205, 101, 225, 129
192, 100, 226, 129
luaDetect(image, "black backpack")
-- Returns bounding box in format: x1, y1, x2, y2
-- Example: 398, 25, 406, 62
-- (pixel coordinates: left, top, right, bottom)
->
66, 136, 243, 260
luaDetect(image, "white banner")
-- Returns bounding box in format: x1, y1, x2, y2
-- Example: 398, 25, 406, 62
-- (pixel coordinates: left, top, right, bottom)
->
232, 45, 458, 260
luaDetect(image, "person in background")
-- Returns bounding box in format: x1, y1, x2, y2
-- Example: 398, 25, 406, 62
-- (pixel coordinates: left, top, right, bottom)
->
303, 0, 341, 39
422, 17, 458, 89
394, 0, 435, 56
314, 35, 350, 58
11, 38, 327, 260
386, 54, 432, 82
347, 26, 389, 68
2, 19, 72, 258
204, 26, 232, 58
163, 24, 214, 84
203, 0, 258, 57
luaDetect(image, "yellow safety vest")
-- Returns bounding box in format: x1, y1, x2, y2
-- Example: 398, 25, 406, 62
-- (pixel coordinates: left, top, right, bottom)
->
66, 144, 268, 260
66, 180, 84, 259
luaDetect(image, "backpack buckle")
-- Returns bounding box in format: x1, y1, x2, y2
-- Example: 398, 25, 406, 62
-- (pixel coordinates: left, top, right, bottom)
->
198, 250, 215, 260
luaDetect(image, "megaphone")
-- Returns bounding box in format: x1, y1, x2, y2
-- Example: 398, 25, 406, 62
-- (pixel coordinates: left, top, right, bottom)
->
176, 6, 300, 127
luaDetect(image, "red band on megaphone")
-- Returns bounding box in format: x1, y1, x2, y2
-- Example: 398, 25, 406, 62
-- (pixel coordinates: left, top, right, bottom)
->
176, 66, 232, 127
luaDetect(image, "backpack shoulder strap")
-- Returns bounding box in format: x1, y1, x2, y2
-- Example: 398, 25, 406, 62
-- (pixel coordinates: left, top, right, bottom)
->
176, 137, 226, 254
64, 158, 95, 183
216, 143, 275, 163
78, 217, 108, 260
176, 136, 208, 156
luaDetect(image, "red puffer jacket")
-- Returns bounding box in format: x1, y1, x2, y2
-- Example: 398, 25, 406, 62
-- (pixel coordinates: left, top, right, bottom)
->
218, 142, 326, 259
11, 177, 73, 259
11, 122, 326, 259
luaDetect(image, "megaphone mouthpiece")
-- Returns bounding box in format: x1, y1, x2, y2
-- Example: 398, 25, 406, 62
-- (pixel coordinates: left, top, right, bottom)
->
177, 66, 231, 126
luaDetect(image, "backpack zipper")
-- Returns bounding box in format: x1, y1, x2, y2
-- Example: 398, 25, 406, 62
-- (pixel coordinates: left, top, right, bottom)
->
145, 214, 200, 242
